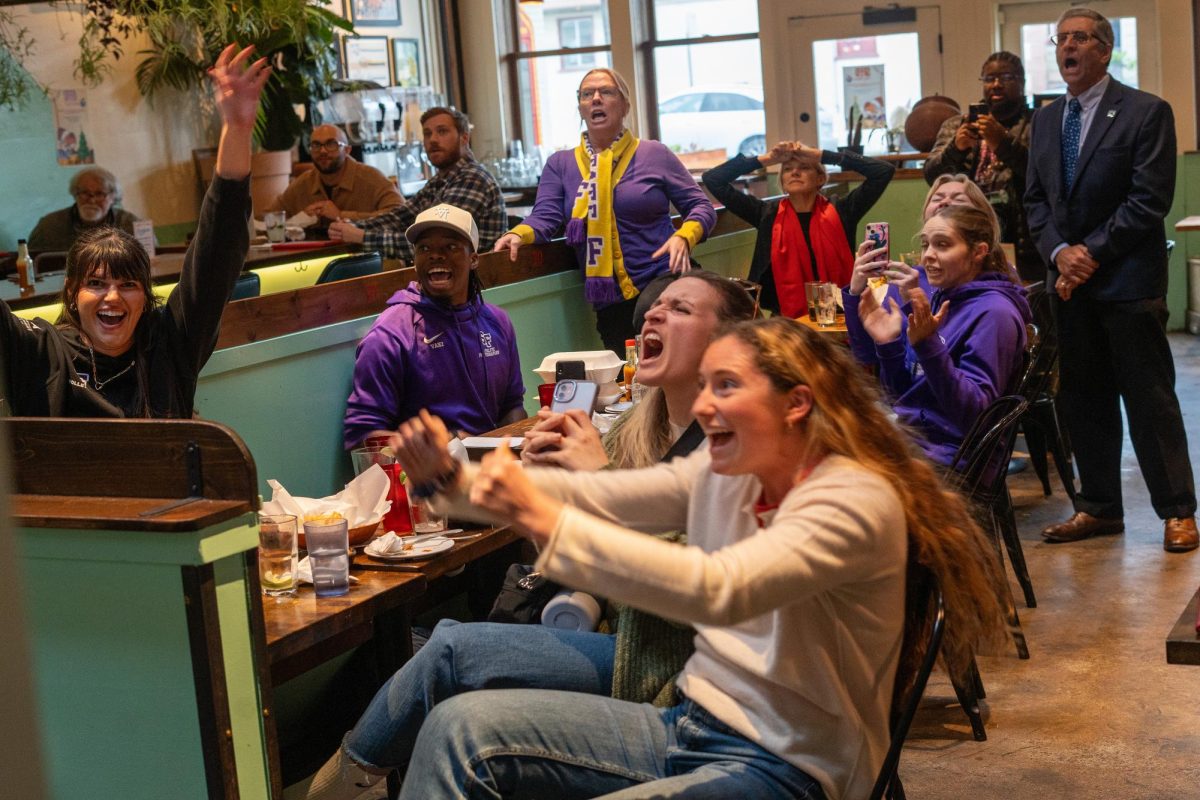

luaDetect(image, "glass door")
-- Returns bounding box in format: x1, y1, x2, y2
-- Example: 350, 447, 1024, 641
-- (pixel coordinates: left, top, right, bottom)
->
999, 1, 1158, 101
786, 9, 943, 155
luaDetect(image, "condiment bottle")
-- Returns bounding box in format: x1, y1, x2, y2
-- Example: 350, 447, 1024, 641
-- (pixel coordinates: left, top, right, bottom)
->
622, 338, 638, 402
15, 238, 34, 297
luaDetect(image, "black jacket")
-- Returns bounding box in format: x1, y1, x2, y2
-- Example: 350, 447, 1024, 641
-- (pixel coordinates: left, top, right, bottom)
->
0, 176, 251, 418
703, 151, 894, 312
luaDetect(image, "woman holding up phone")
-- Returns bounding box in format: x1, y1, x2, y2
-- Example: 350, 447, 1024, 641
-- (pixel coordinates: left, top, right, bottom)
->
385, 316, 1005, 800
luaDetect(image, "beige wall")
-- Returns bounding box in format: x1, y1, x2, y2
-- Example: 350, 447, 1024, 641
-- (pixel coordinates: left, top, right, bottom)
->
458, 0, 1196, 154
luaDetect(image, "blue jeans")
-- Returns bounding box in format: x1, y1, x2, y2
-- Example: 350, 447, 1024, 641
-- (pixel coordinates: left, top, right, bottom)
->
397, 691, 826, 799
345, 619, 617, 772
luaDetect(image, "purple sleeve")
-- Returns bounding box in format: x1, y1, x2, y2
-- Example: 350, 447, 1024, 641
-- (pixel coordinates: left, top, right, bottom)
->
876, 338, 916, 396
912, 309, 1025, 431
343, 324, 407, 449
519, 151, 575, 242
655, 144, 716, 235
840, 290, 879, 368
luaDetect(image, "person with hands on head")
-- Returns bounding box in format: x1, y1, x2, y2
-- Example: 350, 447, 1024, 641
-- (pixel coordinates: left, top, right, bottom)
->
303, 271, 755, 800
385, 316, 1006, 800
701, 137, 893, 318
493, 68, 715, 356
850, 204, 1029, 469
0, 43, 266, 419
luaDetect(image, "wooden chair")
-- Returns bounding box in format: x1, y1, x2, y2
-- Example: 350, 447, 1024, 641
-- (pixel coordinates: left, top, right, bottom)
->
869, 564, 946, 800
33, 250, 69, 275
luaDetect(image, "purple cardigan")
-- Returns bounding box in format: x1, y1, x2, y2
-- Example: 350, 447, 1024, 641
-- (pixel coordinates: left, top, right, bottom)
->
515, 139, 716, 307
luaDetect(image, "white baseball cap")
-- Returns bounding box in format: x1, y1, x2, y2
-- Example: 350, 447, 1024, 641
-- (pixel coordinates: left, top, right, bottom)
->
405, 203, 480, 251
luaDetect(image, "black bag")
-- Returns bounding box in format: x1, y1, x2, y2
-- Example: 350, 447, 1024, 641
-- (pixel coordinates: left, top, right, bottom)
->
487, 563, 562, 624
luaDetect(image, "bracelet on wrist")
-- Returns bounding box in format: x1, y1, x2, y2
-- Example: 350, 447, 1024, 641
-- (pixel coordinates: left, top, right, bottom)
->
409, 462, 462, 500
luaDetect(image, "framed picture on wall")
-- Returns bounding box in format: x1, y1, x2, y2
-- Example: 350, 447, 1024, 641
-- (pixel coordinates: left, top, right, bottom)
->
342, 36, 392, 85
347, 0, 401, 26
391, 39, 421, 87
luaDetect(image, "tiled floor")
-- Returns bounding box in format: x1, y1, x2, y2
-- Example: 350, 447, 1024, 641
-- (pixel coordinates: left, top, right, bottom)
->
901, 332, 1200, 798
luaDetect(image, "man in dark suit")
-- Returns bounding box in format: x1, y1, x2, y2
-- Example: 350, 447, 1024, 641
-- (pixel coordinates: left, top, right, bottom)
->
1025, 7, 1197, 552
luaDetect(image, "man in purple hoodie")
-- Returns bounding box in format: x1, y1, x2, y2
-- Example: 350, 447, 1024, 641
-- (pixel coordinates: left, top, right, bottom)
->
343, 204, 527, 449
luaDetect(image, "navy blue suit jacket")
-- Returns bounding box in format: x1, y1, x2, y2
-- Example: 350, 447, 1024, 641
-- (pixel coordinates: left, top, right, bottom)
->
1025, 79, 1176, 301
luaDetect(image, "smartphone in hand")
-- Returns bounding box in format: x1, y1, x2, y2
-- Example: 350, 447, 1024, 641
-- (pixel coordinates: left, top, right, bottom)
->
551, 380, 599, 415
865, 222, 889, 264
968, 103, 987, 123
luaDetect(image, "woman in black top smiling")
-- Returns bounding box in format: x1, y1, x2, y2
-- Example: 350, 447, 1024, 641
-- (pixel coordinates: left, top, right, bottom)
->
0, 44, 269, 418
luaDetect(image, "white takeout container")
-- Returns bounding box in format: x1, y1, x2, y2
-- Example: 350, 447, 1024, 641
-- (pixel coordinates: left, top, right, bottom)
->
533, 350, 625, 386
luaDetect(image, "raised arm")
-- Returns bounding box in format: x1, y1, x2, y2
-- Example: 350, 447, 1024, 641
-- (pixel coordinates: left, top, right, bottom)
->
701, 152, 771, 227
210, 44, 270, 180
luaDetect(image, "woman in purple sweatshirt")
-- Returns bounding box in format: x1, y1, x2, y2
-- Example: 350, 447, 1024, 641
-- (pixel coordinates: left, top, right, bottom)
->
494, 68, 716, 355
851, 204, 1030, 466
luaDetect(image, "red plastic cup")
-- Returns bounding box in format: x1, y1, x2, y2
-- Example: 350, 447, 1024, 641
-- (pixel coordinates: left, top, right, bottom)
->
383, 462, 413, 534
538, 382, 555, 408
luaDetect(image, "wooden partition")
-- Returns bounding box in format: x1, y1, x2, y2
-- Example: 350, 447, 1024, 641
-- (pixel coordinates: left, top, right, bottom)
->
8, 418, 273, 800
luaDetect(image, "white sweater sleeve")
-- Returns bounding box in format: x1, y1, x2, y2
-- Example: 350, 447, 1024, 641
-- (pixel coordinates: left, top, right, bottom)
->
538, 456, 906, 626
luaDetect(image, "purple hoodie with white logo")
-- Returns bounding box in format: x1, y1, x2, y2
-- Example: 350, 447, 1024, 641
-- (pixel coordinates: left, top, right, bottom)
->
343, 282, 525, 448
847, 272, 1030, 466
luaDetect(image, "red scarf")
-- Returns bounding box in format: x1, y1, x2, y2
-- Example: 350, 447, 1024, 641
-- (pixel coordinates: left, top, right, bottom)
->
769, 195, 853, 318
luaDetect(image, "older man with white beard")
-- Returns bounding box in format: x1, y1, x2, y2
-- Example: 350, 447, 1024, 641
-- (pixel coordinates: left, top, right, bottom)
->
28, 166, 146, 253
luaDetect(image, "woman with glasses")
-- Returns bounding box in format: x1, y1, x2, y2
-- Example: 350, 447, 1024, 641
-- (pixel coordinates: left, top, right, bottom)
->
924, 51, 1039, 281
27, 166, 148, 254
0, 44, 268, 419
701, 139, 894, 318
493, 68, 716, 356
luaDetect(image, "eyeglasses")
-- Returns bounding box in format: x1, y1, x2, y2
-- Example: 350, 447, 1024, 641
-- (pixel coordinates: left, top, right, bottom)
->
979, 73, 1021, 85
309, 139, 346, 152
578, 87, 621, 102
1049, 31, 1109, 46
75, 190, 111, 202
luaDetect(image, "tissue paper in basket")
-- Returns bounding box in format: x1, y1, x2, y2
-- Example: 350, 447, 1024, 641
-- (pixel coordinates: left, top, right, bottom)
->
263, 467, 391, 547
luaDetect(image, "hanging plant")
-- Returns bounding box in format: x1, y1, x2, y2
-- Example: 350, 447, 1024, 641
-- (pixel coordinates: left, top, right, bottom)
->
0, 8, 45, 108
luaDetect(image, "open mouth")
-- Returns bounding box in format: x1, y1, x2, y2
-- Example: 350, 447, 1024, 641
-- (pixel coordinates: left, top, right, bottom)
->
96, 310, 126, 328
424, 268, 453, 287
1062, 56, 1080, 70
640, 331, 664, 362
590, 109, 608, 123
705, 428, 734, 451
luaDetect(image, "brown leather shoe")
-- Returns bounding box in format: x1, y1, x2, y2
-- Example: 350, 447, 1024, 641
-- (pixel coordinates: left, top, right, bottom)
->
1164, 517, 1199, 553
1041, 512, 1124, 543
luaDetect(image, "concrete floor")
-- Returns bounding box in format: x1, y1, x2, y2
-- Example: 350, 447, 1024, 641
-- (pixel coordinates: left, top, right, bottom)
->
901, 333, 1200, 799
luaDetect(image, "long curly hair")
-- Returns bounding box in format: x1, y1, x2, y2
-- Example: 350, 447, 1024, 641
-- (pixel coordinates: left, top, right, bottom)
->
719, 316, 1008, 689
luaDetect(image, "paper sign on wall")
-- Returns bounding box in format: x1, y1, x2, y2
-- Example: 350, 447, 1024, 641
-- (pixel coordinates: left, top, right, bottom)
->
843, 65, 887, 129
53, 89, 95, 166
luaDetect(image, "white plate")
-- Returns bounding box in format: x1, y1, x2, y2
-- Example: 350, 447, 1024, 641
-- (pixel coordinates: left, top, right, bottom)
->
365, 536, 454, 560
461, 436, 525, 450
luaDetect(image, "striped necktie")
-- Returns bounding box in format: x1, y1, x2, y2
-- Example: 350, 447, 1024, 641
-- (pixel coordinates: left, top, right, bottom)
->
1062, 98, 1082, 189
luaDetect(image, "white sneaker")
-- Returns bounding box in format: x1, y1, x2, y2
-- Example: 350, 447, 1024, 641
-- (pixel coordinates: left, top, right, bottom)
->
304, 746, 386, 800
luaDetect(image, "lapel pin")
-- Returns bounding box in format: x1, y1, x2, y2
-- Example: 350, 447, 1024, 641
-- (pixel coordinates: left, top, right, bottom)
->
1107, 109, 1117, 118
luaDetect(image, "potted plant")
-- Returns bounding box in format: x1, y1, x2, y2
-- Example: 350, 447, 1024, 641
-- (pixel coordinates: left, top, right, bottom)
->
839, 104, 864, 156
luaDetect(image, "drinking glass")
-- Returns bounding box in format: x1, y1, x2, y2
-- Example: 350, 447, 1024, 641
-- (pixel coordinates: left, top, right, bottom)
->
410, 499, 447, 533
351, 446, 413, 534
264, 211, 287, 243
304, 519, 350, 597
804, 282, 821, 322
258, 514, 298, 597
816, 283, 838, 326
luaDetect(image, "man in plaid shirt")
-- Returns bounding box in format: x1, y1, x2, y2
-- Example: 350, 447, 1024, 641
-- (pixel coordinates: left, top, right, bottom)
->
329, 107, 506, 261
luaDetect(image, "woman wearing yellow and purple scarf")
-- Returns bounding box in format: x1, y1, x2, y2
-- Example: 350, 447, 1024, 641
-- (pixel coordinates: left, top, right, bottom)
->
495, 69, 716, 355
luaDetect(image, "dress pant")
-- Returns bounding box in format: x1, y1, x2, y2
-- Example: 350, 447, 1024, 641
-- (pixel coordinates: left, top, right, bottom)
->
595, 296, 640, 358
1053, 293, 1196, 520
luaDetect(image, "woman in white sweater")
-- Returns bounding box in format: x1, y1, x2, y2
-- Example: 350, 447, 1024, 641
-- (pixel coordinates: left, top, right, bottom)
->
392, 316, 1004, 800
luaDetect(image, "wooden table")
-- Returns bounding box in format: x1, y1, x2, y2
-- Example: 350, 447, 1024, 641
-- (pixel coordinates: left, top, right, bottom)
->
1166, 586, 1200, 665
1174, 215, 1200, 231
796, 312, 849, 339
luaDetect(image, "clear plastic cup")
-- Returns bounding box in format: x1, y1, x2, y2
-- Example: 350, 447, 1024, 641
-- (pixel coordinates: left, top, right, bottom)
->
258, 514, 298, 597
304, 519, 350, 597
410, 499, 447, 533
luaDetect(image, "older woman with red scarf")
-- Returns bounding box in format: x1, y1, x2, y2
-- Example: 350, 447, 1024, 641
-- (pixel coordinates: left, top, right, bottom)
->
703, 142, 894, 318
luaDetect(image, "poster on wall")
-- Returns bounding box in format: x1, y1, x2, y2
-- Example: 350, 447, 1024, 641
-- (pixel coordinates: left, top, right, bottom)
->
842, 65, 886, 130
343, 36, 392, 85
391, 39, 420, 87
53, 89, 95, 165
348, 0, 401, 26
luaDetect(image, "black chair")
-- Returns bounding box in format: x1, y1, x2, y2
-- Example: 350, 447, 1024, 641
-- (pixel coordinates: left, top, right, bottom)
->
33, 251, 68, 275
228, 271, 260, 301
316, 251, 383, 284
1017, 287, 1076, 500
947, 395, 1033, 660
868, 564, 946, 800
